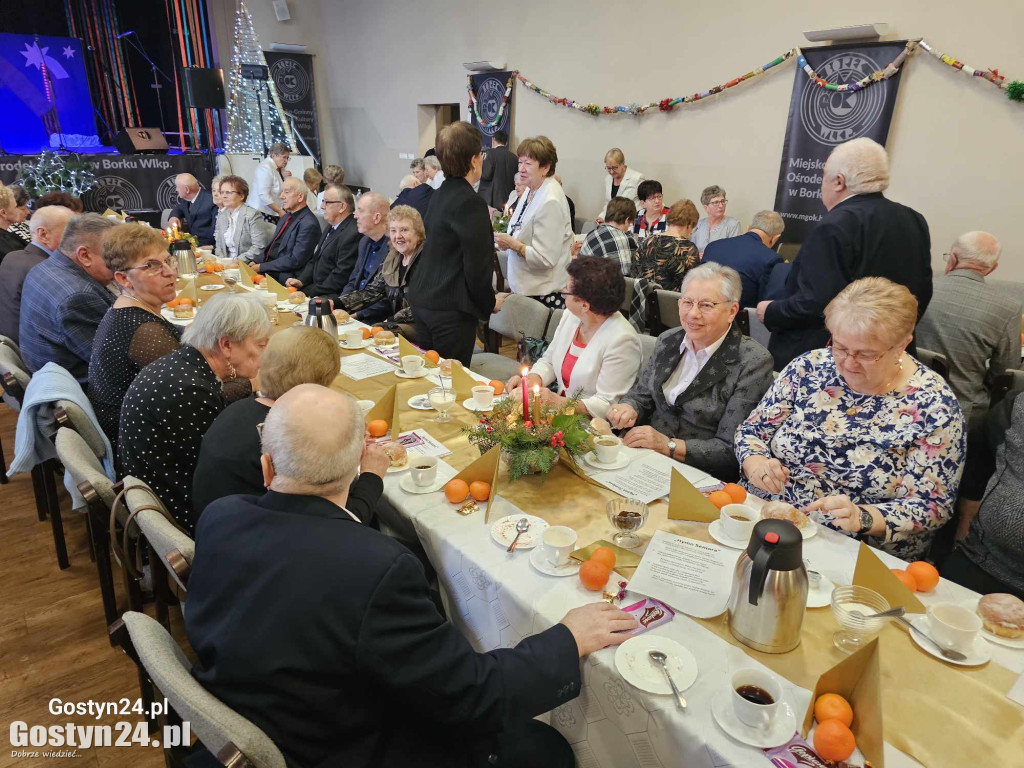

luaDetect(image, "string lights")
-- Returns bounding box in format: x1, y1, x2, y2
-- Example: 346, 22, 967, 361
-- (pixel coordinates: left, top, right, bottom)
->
15, 151, 96, 198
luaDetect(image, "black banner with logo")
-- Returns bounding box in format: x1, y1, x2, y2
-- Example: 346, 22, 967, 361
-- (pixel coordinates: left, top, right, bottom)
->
0, 154, 213, 213
264, 51, 321, 164
774, 41, 906, 243
469, 71, 514, 149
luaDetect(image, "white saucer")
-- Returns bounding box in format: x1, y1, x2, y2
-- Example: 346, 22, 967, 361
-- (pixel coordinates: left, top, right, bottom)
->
529, 548, 580, 577
806, 573, 835, 608
395, 369, 430, 379
959, 598, 1024, 649
407, 394, 433, 411
160, 307, 194, 326
462, 397, 496, 413
615, 635, 698, 696
581, 450, 630, 471
710, 689, 797, 748
800, 517, 818, 540
199, 283, 225, 291
708, 519, 751, 550
490, 514, 548, 550
907, 614, 992, 666
386, 462, 410, 474
339, 339, 373, 349
399, 474, 446, 494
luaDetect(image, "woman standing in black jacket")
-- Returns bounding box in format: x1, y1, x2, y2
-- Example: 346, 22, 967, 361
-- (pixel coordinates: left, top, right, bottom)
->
407, 121, 496, 365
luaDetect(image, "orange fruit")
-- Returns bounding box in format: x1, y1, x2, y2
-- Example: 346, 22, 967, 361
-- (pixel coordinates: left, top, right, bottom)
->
813, 719, 856, 762
891, 568, 918, 592
360, 327, 372, 339
589, 546, 616, 571
370, 326, 384, 336
814, 693, 854, 728
489, 379, 505, 395
469, 481, 491, 501
708, 490, 733, 509
444, 479, 470, 504
906, 561, 939, 592
178, 298, 193, 306
287, 286, 298, 293
166, 298, 179, 308
723, 483, 747, 504
366, 419, 389, 438
424, 350, 440, 365
579, 560, 611, 591
215, 263, 225, 272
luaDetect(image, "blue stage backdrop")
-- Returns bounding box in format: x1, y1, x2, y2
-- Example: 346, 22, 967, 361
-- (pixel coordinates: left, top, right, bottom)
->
0, 33, 100, 154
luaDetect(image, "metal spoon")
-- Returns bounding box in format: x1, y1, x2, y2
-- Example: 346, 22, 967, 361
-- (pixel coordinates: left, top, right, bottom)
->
507, 518, 530, 552
861, 606, 905, 621
894, 614, 968, 662
648, 651, 686, 710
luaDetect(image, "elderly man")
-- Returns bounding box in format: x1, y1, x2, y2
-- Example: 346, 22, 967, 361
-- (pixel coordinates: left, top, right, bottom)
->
702, 211, 785, 310
597, 147, 644, 222
19, 214, 117, 384
0, 206, 75, 343
607, 262, 774, 481
757, 137, 932, 370
423, 155, 445, 189
335, 192, 391, 322
166, 173, 216, 246
252, 176, 320, 283
478, 129, 519, 211
916, 232, 1020, 424
391, 174, 433, 221
286, 184, 361, 298
184, 384, 634, 768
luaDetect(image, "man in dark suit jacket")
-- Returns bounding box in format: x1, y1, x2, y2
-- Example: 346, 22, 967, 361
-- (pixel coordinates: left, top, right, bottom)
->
167, 173, 216, 246
286, 183, 361, 297
758, 138, 932, 370
391, 176, 434, 221
185, 384, 635, 768
331, 192, 391, 322
478, 130, 519, 211
252, 177, 320, 284
702, 210, 785, 310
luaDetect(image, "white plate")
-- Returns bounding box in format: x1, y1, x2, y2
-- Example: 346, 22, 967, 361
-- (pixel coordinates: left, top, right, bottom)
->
614, 635, 698, 696
529, 548, 581, 577
907, 614, 992, 666
398, 474, 447, 494
395, 369, 430, 379
490, 514, 548, 550
160, 307, 195, 326
800, 517, 818, 540
959, 598, 1024, 649
407, 394, 433, 411
199, 283, 226, 291
708, 519, 750, 550
806, 573, 835, 609
581, 450, 630, 471
462, 397, 498, 412
710, 689, 797, 749
339, 338, 373, 349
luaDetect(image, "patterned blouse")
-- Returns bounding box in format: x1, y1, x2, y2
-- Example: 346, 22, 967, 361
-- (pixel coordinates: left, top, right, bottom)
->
734, 349, 966, 560
630, 234, 699, 292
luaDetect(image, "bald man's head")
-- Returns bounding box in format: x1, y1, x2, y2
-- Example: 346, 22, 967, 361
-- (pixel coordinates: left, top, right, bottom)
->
174, 173, 200, 199
354, 193, 390, 237
260, 384, 364, 497
949, 230, 1002, 274
29, 206, 75, 252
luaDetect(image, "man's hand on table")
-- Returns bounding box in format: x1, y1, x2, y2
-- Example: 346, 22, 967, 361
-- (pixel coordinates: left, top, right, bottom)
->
285, 278, 303, 288
561, 602, 638, 657
360, 440, 390, 478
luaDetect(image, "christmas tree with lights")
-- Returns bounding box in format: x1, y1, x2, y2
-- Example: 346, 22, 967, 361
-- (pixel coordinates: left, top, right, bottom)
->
224, 0, 295, 154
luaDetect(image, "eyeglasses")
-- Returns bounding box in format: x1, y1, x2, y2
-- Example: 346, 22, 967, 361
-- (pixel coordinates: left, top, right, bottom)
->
126, 258, 178, 275
645, 194, 664, 201
679, 298, 729, 313
708, 198, 727, 206
322, 199, 343, 206
604, 165, 623, 172
221, 189, 243, 196
828, 339, 895, 364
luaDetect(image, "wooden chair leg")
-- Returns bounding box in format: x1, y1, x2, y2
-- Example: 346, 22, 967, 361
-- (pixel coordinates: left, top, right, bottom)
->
0, 431, 8, 485
86, 504, 118, 639
31, 465, 48, 521
42, 459, 69, 570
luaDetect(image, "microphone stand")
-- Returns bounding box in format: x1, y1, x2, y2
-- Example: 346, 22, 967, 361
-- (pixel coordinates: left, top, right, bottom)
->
120, 31, 173, 134
283, 111, 319, 168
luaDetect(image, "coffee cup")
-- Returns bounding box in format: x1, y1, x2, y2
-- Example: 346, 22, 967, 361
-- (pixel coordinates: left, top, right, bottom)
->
472, 385, 494, 410
344, 328, 363, 347
593, 435, 622, 464
721, 504, 759, 541
927, 602, 981, 652
541, 526, 578, 567
410, 455, 438, 487
730, 668, 782, 729
401, 355, 424, 375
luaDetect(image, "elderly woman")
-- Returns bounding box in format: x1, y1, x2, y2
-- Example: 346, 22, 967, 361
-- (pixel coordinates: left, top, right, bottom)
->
575, 197, 637, 276
508, 257, 642, 419
691, 185, 740, 254
0, 185, 29, 261
503, 176, 527, 218
7, 186, 32, 243
215, 175, 267, 263
88, 225, 182, 447
494, 136, 574, 309
210, 175, 225, 209
608, 263, 774, 481
735, 277, 965, 560
247, 142, 291, 221
632, 180, 669, 240
118, 292, 272, 533
631, 199, 700, 291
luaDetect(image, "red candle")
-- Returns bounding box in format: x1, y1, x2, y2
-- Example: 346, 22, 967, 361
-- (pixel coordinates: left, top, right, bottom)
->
521, 367, 529, 420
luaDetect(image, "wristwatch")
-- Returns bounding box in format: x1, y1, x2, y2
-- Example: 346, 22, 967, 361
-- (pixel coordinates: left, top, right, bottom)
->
857, 506, 874, 535
667, 439, 677, 458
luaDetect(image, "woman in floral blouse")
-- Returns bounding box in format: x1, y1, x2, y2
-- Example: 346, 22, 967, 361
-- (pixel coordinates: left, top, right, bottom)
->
630, 199, 700, 291
735, 277, 965, 560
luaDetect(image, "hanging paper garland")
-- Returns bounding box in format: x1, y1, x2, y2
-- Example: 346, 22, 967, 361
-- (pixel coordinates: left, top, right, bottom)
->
515, 38, 1021, 117
467, 71, 517, 128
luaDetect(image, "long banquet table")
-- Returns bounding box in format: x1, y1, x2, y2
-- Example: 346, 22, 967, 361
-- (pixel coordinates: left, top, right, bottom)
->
189, 272, 1023, 768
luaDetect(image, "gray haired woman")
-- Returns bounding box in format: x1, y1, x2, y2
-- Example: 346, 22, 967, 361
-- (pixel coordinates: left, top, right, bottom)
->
117, 292, 273, 532
691, 185, 741, 254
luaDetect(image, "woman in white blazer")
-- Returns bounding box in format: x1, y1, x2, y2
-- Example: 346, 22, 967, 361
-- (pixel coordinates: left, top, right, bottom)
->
494, 136, 574, 309
598, 148, 644, 221
507, 257, 642, 419
246, 142, 290, 220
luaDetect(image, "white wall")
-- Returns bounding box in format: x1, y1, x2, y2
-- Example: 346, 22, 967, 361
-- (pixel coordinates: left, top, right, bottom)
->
242, 0, 1024, 280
